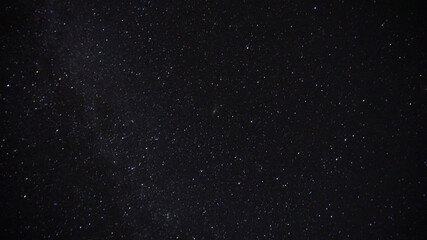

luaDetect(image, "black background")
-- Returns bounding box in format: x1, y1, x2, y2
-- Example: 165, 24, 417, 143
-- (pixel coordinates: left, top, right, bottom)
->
0, 0, 426, 239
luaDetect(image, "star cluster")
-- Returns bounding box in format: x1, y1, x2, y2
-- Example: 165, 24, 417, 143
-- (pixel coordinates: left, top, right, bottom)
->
0, 0, 425, 239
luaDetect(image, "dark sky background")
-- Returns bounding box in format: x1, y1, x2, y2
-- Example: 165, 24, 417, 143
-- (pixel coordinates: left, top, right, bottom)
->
0, 0, 426, 239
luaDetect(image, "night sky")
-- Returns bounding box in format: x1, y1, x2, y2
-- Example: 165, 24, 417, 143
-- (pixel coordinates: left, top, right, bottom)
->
0, 0, 426, 239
